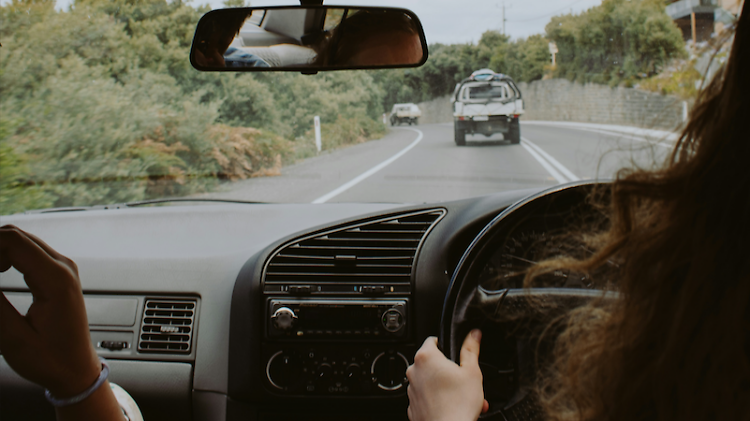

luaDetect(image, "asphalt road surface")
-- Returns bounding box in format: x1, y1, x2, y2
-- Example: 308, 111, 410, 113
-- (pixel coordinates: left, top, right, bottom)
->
201, 122, 674, 204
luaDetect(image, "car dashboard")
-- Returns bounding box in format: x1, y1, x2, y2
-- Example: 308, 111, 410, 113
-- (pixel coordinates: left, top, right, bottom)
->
0, 187, 543, 421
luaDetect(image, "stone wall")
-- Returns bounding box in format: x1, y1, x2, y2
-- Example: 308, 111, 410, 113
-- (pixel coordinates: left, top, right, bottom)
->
416, 94, 455, 125
417, 79, 686, 130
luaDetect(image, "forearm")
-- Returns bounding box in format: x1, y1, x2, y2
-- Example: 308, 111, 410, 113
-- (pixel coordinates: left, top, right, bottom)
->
55, 380, 124, 421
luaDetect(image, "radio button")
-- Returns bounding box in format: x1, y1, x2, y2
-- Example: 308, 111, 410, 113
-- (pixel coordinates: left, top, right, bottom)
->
362, 285, 386, 295
288, 285, 312, 295
271, 307, 297, 331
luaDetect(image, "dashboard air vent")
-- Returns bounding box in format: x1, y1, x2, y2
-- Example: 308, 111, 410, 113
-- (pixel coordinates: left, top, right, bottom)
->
264, 209, 445, 292
138, 299, 196, 354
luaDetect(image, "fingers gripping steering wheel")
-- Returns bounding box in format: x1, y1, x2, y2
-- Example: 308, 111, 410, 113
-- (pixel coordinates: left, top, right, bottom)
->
438, 182, 616, 421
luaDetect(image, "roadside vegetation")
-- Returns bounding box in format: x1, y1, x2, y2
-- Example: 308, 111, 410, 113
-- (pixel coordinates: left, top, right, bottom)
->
1, 0, 686, 214
379, 0, 687, 107
546, 0, 686, 86
0, 0, 386, 213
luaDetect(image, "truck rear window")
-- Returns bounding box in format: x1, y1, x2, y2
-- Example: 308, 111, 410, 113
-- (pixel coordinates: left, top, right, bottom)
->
467, 84, 510, 100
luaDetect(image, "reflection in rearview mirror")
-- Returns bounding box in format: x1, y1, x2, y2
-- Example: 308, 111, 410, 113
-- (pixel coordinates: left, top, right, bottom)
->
191, 6, 428, 71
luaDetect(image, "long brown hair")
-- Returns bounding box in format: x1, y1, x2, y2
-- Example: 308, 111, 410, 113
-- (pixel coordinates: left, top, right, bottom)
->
527, 3, 750, 420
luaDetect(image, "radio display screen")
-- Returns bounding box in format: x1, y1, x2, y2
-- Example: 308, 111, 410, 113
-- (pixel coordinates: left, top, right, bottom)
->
297, 305, 381, 330
268, 299, 406, 338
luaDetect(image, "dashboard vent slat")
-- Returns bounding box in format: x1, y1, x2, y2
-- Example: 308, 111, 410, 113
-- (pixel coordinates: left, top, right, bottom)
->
264, 209, 445, 290
138, 299, 197, 354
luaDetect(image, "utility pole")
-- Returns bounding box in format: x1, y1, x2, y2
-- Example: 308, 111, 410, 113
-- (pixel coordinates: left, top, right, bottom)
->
690, 12, 697, 46
502, 1, 506, 35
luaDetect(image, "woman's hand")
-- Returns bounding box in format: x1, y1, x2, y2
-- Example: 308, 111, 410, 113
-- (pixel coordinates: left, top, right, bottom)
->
406, 330, 489, 421
0, 225, 102, 397
0, 225, 122, 421
194, 46, 226, 67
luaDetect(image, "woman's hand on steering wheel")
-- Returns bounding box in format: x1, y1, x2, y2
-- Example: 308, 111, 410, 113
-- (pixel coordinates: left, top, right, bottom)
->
406, 329, 489, 421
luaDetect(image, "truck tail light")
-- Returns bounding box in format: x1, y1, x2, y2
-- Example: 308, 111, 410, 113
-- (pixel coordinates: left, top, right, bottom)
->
458, 116, 465, 121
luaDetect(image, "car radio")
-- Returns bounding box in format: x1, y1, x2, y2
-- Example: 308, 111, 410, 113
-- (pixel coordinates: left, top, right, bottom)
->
263, 298, 411, 395
267, 299, 407, 339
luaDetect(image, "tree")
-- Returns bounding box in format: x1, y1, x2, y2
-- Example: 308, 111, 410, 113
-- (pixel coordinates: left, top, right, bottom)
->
0, 0, 388, 210
545, 0, 686, 85
490, 34, 550, 82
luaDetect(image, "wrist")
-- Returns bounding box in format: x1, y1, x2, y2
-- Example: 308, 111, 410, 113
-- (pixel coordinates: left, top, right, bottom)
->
46, 356, 107, 402
55, 380, 125, 421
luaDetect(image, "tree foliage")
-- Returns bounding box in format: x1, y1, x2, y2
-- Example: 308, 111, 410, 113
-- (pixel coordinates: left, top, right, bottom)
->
374, 0, 685, 106
490, 34, 551, 84
546, 0, 686, 85
371, 30, 552, 108
0, 0, 385, 213
0, 0, 687, 214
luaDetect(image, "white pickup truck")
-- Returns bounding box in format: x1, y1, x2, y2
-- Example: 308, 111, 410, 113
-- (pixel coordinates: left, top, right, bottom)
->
452, 71, 524, 145
389, 103, 422, 126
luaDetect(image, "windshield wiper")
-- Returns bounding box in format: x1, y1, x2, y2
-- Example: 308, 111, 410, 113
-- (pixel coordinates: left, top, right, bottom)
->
23, 198, 268, 214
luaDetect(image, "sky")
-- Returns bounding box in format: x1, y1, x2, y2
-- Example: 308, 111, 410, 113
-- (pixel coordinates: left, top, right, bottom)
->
37, 0, 603, 43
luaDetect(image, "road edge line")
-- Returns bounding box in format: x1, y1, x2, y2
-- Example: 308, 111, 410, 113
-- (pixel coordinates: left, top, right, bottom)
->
522, 120, 679, 141
576, 128, 673, 149
521, 137, 580, 181
312, 128, 424, 204
520, 141, 568, 184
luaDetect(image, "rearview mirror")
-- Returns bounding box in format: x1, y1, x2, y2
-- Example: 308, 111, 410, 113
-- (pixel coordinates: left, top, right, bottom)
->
190, 6, 428, 72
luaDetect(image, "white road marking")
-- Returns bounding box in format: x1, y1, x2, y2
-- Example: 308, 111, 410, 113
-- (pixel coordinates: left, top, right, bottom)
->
312, 129, 424, 204
520, 141, 568, 184
522, 120, 679, 141
521, 137, 580, 182
577, 128, 673, 149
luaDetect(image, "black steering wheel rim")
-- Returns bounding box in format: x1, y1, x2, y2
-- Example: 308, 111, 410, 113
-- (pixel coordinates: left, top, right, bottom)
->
438, 180, 614, 420
439, 180, 606, 355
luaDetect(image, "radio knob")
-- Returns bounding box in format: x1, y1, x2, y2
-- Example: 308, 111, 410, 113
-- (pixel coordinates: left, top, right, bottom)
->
345, 363, 362, 385
371, 352, 409, 391
381, 309, 405, 333
271, 307, 297, 330
266, 351, 303, 391
316, 363, 333, 385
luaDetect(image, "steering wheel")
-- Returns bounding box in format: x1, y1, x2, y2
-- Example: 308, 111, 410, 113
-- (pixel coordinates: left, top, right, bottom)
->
439, 181, 617, 420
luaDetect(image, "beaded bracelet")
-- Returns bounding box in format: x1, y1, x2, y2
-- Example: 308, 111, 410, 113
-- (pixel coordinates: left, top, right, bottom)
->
45, 357, 110, 407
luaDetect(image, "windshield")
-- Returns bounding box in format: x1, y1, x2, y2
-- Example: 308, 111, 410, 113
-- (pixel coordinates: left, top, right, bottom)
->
0, 0, 735, 214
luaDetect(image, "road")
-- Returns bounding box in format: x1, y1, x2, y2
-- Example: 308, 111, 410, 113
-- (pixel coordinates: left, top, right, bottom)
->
200, 122, 675, 204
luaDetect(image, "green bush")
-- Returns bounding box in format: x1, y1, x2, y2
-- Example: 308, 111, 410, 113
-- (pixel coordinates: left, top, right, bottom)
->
0, 0, 387, 213
545, 0, 686, 85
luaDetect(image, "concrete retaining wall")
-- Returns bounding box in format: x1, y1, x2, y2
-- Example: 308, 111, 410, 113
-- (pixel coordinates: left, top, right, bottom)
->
415, 94, 455, 125
416, 79, 686, 131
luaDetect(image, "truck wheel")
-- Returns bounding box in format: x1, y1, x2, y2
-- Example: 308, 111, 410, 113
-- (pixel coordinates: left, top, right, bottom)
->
508, 119, 521, 144
455, 126, 466, 146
